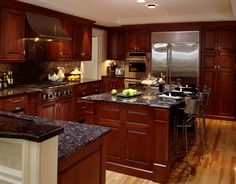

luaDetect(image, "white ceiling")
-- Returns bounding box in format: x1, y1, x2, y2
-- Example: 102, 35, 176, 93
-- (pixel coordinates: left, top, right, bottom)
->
18, 0, 236, 27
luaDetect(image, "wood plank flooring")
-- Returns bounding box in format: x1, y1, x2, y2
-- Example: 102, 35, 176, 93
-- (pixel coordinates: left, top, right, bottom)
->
106, 119, 236, 184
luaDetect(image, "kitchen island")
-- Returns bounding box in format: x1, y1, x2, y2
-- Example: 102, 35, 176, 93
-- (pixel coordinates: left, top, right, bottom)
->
83, 88, 185, 184
0, 111, 110, 184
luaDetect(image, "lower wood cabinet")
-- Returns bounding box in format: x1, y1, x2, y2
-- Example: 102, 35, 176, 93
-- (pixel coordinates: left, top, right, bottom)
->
90, 102, 153, 171
74, 81, 101, 122
39, 97, 72, 121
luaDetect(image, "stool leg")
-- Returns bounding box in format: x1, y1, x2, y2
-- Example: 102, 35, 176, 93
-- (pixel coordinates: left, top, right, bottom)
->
202, 112, 208, 150
184, 125, 189, 176
194, 120, 201, 164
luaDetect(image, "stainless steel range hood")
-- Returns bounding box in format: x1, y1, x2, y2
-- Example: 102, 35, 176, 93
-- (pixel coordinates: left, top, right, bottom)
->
25, 12, 72, 41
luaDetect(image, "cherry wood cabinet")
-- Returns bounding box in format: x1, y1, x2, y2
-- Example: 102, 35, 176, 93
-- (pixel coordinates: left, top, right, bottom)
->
0, 94, 30, 114
0, 8, 25, 61
74, 81, 101, 122
107, 29, 124, 60
101, 76, 124, 92
201, 27, 235, 118
85, 101, 173, 183
73, 24, 92, 61
39, 97, 72, 121
47, 21, 72, 60
124, 30, 151, 52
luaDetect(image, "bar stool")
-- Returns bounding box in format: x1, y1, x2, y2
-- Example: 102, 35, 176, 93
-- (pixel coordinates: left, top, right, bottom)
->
198, 91, 210, 150
174, 97, 201, 176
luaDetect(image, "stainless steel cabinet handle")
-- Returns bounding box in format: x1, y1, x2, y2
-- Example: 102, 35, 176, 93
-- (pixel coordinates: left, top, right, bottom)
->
218, 65, 221, 69
214, 65, 217, 69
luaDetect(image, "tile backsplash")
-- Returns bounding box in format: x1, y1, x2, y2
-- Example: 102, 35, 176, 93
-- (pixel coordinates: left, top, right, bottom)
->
0, 41, 80, 84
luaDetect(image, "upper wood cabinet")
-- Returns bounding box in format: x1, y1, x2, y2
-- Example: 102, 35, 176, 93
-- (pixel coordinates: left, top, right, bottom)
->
73, 24, 92, 61
125, 30, 151, 52
0, 8, 25, 61
107, 29, 124, 60
202, 27, 235, 53
47, 21, 72, 60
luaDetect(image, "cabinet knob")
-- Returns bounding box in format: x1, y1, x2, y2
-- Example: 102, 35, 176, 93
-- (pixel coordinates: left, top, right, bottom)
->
81, 53, 85, 56
60, 52, 63, 56
214, 65, 217, 69
218, 65, 221, 69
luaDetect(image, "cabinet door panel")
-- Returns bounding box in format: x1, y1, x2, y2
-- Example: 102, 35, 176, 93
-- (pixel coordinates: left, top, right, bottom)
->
58, 98, 72, 121
218, 71, 235, 117
3, 8, 25, 60
202, 53, 217, 68
124, 130, 149, 167
218, 28, 235, 53
48, 21, 72, 60
202, 28, 218, 52
218, 53, 234, 69
40, 102, 56, 120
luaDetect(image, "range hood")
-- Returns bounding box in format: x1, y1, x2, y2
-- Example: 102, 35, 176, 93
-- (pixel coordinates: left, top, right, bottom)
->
25, 12, 72, 41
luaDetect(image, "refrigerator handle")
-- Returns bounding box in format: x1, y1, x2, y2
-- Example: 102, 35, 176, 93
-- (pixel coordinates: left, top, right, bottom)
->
166, 43, 172, 84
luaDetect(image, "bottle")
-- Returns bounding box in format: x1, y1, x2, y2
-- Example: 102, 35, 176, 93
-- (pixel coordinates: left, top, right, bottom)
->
2, 73, 8, 88
0, 78, 2, 89
8, 71, 13, 86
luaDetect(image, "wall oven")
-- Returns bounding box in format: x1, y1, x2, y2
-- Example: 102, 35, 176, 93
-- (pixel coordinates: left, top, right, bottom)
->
125, 52, 150, 79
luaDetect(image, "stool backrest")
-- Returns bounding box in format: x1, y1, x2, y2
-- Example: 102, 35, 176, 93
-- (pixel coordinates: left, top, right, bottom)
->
184, 97, 200, 115
199, 92, 210, 111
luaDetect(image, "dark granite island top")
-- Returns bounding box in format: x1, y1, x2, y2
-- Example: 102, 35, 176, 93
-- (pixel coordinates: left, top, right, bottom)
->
0, 111, 110, 159
0, 111, 63, 142
82, 88, 185, 108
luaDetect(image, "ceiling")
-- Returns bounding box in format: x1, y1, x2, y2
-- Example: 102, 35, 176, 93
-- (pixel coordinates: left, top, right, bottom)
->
18, 0, 236, 27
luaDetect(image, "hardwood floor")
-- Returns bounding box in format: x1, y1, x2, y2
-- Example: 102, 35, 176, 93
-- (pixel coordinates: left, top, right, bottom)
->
106, 119, 236, 184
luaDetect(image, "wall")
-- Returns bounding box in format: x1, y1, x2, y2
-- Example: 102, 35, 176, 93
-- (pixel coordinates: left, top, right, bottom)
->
92, 28, 107, 77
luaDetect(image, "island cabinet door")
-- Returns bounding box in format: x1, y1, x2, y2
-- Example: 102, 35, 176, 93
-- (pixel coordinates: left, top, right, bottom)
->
123, 105, 153, 170
96, 102, 123, 163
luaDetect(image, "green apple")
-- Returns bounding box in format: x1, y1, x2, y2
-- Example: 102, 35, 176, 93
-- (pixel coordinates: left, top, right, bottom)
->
129, 89, 135, 96
122, 89, 129, 96
111, 89, 117, 95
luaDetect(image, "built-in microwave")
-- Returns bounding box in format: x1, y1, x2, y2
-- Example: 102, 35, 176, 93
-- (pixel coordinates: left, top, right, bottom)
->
125, 52, 150, 79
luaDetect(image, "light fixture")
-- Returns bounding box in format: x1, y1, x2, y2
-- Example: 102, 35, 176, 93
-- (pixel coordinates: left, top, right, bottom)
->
137, 0, 146, 3
137, 0, 159, 9
147, 3, 156, 9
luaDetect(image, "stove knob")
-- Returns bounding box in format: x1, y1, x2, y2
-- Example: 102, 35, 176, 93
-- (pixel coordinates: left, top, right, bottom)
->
58, 92, 62, 97
55, 92, 59, 97
42, 94, 48, 100
49, 94, 53, 99
67, 90, 72, 95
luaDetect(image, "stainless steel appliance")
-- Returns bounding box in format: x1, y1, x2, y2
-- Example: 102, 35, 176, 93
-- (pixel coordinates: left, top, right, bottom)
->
151, 31, 199, 86
125, 52, 150, 79
124, 78, 142, 88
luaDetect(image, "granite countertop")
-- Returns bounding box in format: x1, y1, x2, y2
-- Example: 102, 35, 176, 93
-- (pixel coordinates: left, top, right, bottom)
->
0, 111, 63, 142
0, 87, 42, 98
55, 121, 110, 160
0, 111, 110, 160
0, 78, 101, 98
83, 88, 185, 108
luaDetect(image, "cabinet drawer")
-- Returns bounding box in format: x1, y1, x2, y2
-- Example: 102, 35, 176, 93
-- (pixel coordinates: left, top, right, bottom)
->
76, 84, 89, 96
3, 95, 29, 108
0, 99, 3, 109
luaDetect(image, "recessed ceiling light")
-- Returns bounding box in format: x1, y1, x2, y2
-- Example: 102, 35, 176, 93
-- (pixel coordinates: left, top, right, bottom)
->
137, 0, 146, 3
147, 3, 156, 9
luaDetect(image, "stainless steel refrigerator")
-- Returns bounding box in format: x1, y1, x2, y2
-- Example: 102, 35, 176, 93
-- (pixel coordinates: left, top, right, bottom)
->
151, 31, 199, 86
